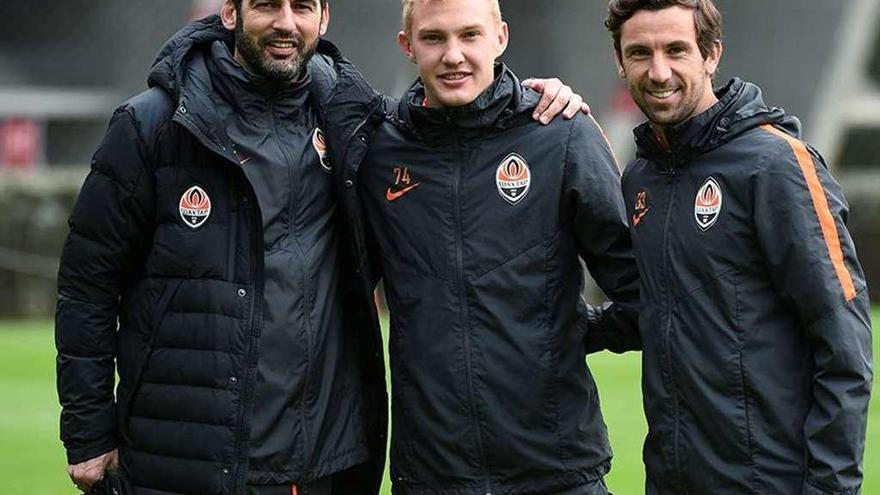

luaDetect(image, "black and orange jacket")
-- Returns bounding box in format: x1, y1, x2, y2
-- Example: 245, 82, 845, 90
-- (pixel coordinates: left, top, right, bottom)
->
622, 78, 873, 495
342, 67, 640, 495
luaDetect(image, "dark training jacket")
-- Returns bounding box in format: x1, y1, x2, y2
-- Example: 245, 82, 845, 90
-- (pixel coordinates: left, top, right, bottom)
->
353, 67, 640, 495
55, 16, 387, 495
621, 79, 873, 495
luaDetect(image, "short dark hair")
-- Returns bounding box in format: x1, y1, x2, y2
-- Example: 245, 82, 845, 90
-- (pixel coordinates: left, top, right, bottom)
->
605, 0, 722, 61
231, 0, 328, 12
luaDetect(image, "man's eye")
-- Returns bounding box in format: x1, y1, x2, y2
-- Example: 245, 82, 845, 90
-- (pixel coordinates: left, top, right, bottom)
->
463, 31, 480, 39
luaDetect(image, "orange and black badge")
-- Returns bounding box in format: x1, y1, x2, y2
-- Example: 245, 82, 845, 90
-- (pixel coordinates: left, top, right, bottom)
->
496, 153, 531, 205
632, 189, 649, 227
694, 177, 723, 231
312, 128, 331, 173
179, 185, 212, 229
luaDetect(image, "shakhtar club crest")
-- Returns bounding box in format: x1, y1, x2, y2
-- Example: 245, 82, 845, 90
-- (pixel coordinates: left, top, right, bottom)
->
496, 153, 531, 205
179, 185, 211, 229
694, 177, 722, 231
313, 128, 331, 173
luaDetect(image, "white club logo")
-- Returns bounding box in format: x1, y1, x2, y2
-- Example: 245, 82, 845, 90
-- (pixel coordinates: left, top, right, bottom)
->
495, 153, 531, 205
313, 127, 331, 173
179, 185, 211, 229
694, 177, 722, 231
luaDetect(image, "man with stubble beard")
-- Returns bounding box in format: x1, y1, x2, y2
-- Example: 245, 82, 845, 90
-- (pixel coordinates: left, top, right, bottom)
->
56, 1, 586, 494
607, 0, 872, 493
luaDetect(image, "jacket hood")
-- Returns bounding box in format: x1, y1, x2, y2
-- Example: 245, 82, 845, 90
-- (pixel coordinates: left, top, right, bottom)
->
634, 78, 801, 160
395, 64, 540, 141
147, 15, 234, 99
144, 15, 350, 155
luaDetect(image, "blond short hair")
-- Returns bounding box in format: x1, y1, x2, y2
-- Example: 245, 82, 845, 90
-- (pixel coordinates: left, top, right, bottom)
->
401, 0, 503, 32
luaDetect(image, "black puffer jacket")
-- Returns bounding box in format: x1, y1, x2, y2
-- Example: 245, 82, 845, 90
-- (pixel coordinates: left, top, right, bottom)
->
347, 67, 639, 495
55, 16, 387, 495
622, 78, 873, 495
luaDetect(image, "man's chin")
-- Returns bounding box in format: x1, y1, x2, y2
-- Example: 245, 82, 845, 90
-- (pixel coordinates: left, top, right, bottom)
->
429, 90, 479, 108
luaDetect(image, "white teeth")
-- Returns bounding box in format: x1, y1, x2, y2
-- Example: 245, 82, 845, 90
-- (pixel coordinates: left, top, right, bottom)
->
442, 73, 467, 81
268, 42, 296, 48
648, 90, 675, 99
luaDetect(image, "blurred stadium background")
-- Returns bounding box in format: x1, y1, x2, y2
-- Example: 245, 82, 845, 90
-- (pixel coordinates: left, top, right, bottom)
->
0, 0, 877, 493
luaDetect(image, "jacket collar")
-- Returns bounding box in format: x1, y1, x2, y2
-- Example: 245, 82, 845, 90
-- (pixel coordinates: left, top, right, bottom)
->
634, 78, 797, 162
396, 64, 539, 142
206, 41, 311, 122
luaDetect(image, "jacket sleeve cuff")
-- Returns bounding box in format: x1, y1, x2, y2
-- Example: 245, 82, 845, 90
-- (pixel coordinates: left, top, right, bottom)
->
66, 435, 118, 465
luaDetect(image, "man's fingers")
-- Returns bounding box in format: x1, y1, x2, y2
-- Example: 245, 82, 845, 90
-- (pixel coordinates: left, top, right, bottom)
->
580, 101, 592, 116
531, 79, 563, 120
69, 463, 107, 491
521, 78, 541, 90
563, 94, 584, 119
538, 85, 572, 124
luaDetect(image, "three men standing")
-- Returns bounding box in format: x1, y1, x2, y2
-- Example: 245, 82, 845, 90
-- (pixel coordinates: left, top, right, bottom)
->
55, 0, 873, 494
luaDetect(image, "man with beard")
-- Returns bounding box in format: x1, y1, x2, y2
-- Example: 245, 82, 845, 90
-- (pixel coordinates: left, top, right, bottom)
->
56, 1, 585, 494
606, 0, 873, 493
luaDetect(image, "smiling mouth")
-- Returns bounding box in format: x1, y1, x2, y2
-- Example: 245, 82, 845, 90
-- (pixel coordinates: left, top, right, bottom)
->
265, 40, 299, 49
439, 72, 471, 82
646, 89, 677, 100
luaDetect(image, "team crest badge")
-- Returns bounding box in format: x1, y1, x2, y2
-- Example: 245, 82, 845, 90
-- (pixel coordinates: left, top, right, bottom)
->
496, 153, 531, 205
312, 128, 331, 173
179, 185, 211, 229
694, 177, 722, 231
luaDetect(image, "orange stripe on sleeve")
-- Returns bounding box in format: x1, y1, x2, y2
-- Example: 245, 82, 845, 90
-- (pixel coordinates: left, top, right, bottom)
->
760, 125, 857, 302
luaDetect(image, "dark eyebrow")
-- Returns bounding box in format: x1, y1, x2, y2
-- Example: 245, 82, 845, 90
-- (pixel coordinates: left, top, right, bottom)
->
623, 43, 649, 54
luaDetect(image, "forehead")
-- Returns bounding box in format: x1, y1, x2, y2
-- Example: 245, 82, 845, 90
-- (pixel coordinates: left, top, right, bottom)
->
410, 0, 495, 30
244, 0, 320, 8
620, 6, 698, 47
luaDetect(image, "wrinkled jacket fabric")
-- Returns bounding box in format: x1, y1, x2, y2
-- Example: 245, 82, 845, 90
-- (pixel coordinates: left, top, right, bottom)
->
55, 16, 387, 495
622, 78, 873, 495
349, 67, 639, 495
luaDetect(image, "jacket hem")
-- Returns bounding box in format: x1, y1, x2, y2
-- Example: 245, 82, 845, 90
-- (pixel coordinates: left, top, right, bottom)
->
246, 442, 370, 485
391, 461, 610, 495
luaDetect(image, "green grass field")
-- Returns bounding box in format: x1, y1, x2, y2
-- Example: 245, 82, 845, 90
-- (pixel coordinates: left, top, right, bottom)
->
1, 317, 877, 494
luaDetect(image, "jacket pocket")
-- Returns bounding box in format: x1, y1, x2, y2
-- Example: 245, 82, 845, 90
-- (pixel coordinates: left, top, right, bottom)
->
672, 271, 753, 480
119, 279, 183, 436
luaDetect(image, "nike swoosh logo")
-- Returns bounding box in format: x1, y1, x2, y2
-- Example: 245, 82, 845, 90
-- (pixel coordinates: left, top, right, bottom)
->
239, 157, 251, 165
632, 208, 649, 227
386, 183, 421, 202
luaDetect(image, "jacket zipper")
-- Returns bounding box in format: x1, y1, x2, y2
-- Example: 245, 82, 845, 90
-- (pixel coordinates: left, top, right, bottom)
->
269, 100, 314, 468
661, 160, 683, 491
174, 113, 265, 493
450, 124, 492, 495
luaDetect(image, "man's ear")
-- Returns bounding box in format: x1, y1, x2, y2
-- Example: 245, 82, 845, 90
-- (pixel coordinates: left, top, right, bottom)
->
397, 31, 416, 64
496, 21, 509, 58
704, 40, 723, 77
319, 3, 330, 36
614, 50, 625, 78
220, 0, 237, 32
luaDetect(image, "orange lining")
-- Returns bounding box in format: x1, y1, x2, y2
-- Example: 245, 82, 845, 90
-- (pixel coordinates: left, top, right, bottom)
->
760, 125, 857, 302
